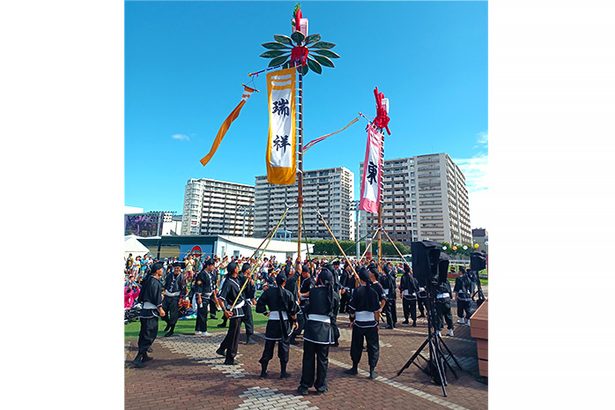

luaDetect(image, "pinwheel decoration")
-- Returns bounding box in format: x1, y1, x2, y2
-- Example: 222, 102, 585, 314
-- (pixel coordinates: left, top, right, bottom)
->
259, 4, 339, 75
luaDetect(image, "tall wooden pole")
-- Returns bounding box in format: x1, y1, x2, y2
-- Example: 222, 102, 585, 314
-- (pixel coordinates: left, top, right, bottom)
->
377, 130, 384, 265
297, 71, 304, 262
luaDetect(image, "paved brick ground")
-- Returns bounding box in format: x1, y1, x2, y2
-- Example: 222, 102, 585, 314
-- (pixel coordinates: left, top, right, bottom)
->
126, 296, 488, 410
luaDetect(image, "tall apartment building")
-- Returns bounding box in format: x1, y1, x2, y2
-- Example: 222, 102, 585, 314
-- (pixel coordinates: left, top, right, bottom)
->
360, 153, 471, 245
254, 167, 354, 240
181, 178, 255, 236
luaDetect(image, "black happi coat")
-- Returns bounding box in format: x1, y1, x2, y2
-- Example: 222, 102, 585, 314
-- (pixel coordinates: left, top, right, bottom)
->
454, 275, 473, 301
256, 285, 299, 341
399, 274, 420, 300
303, 286, 338, 345
348, 284, 381, 328
284, 273, 299, 296
217, 276, 245, 318
299, 276, 315, 305
163, 272, 187, 298
189, 269, 212, 300
137, 275, 163, 319
239, 276, 256, 302
379, 272, 397, 300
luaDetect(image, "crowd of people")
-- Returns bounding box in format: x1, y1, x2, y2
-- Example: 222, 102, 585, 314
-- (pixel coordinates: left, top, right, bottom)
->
125, 251, 482, 396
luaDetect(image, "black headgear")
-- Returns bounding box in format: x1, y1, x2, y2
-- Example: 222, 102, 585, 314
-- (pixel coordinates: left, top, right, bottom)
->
227, 262, 238, 275
275, 273, 287, 286
151, 262, 164, 274
172, 261, 183, 268
241, 263, 251, 273
302, 264, 310, 273
358, 267, 370, 283
332, 260, 340, 266
205, 259, 215, 267
317, 267, 333, 286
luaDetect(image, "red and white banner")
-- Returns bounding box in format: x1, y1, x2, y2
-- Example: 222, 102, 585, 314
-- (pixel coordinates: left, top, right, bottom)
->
359, 124, 383, 214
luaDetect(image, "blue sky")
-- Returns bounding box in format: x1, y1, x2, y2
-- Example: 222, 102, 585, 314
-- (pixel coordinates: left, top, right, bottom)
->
125, 1, 488, 227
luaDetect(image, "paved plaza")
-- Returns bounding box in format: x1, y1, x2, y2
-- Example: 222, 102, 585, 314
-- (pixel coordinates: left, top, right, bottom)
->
125, 295, 488, 410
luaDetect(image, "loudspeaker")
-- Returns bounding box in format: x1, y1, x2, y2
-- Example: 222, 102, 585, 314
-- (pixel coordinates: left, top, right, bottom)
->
411, 241, 441, 286
470, 252, 486, 272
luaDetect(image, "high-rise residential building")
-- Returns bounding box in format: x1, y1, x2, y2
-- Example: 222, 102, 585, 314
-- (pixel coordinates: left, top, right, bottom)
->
360, 153, 471, 246
181, 178, 255, 236
254, 167, 354, 240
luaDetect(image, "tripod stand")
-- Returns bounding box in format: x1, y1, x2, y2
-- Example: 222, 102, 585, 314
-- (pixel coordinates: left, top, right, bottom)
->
395, 290, 463, 397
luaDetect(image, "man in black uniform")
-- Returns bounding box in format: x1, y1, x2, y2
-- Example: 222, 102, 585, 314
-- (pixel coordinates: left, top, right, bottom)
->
239, 263, 256, 344
215, 262, 245, 365
345, 267, 382, 379
209, 259, 219, 319
339, 262, 357, 314
298, 268, 337, 395
132, 262, 165, 368
399, 264, 420, 327
161, 262, 187, 337
434, 268, 455, 337
289, 265, 314, 345
368, 264, 387, 321
284, 265, 299, 298
326, 262, 342, 347
379, 263, 397, 329
189, 259, 214, 336
454, 266, 473, 325
256, 273, 298, 378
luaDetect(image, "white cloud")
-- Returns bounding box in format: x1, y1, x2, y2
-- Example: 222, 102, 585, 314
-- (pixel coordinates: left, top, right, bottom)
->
171, 133, 190, 141
454, 131, 488, 229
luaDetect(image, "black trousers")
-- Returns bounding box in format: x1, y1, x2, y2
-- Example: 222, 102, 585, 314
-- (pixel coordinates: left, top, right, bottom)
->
243, 304, 254, 337
195, 299, 209, 332
402, 297, 418, 322
350, 325, 379, 369
209, 297, 218, 317
339, 292, 350, 313
162, 296, 180, 328
435, 301, 454, 330
300, 341, 329, 390
384, 298, 397, 327
137, 317, 159, 354
219, 316, 242, 361
259, 339, 290, 366
291, 308, 306, 339
417, 299, 426, 316
457, 299, 472, 319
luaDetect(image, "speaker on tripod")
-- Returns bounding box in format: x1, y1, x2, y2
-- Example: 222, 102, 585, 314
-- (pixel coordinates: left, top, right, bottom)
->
397, 241, 462, 397
470, 251, 487, 307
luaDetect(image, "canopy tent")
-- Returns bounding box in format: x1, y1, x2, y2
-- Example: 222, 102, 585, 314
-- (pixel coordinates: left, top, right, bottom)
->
124, 235, 151, 259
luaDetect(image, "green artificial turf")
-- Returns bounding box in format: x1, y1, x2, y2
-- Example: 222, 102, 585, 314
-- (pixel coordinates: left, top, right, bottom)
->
124, 310, 270, 339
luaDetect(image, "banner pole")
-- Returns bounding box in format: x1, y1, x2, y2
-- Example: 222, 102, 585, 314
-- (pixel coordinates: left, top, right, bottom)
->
296, 69, 304, 264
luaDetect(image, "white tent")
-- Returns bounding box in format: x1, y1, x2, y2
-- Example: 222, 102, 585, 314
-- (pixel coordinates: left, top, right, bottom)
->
124, 235, 151, 259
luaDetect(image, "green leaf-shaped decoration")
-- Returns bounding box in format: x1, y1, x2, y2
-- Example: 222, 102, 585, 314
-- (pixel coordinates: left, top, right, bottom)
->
307, 57, 322, 74
312, 54, 334, 68
260, 50, 288, 58
274, 34, 294, 46
268, 55, 290, 67
312, 49, 340, 59
311, 41, 336, 49
291, 31, 305, 45
262, 42, 291, 50
298, 64, 309, 75
305, 33, 321, 45
282, 62, 291, 69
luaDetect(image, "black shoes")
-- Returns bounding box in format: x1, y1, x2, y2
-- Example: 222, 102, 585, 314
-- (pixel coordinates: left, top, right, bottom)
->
412, 321, 417, 327
280, 371, 291, 379
344, 367, 358, 375
260, 370, 268, 378
215, 347, 226, 357
402, 320, 409, 324
297, 386, 308, 396
224, 359, 239, 365
385, 325, 393, 329
142, 353, 153, 362
245, 336, 256, 345
316, 386, 328, 394
131, 353, 145, 368
369, 368, 377, 380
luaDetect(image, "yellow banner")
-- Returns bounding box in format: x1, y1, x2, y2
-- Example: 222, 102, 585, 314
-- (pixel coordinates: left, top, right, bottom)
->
200, 85, 256, 167
266, 68, 296, 185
